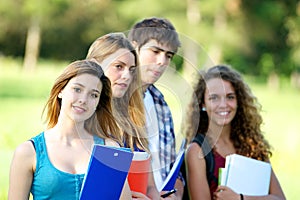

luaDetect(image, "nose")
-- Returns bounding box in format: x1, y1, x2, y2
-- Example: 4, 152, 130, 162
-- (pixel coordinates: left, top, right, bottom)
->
78, 93, 88, 104
157, 53, 169, 66
121, 68, 131, 80
218, 97, 228, 107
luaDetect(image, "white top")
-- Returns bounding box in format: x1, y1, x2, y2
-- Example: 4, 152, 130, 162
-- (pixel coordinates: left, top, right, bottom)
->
144, 89, 163, 189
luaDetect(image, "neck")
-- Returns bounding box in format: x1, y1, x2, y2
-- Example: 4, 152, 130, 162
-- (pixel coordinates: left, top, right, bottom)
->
48, 125, 93, 147
207, 124, 231, 144
142, 84, 150, 93
55, 116, 86, 138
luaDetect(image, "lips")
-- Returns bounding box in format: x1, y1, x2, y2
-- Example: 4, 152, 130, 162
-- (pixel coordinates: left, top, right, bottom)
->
152, 70, 161, 77
73, 105, 86, 113
116, 83, 128, 88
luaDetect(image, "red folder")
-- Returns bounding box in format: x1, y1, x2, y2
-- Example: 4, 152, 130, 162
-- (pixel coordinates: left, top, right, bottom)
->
127, 151, 151, 194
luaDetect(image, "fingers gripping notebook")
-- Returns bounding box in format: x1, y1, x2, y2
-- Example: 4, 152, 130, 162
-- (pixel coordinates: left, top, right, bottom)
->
79, 144, 133, 200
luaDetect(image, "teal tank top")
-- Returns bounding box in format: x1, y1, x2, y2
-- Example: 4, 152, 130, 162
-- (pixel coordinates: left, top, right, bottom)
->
30, 132, 104, 200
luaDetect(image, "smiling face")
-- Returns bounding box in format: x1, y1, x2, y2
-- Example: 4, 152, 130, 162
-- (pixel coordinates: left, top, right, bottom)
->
99, 48, 136, 98
59, 73, 102, 123
203, 78, 237, 128
137, 39, 174, 86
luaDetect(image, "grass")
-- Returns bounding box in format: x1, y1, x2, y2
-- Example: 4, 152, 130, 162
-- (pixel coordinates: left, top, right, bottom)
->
0, 58, 65, 199
251, 84, 299, 199
1, 58, 299, 199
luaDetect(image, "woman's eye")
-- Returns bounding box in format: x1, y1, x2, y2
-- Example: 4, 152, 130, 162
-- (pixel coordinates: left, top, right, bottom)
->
209, 95, 218, 101
129, 67, 137, 73
115, 64, 123, 69
91, 93, 99, 98
228, 95, 236, 100
74, 88, 81, 93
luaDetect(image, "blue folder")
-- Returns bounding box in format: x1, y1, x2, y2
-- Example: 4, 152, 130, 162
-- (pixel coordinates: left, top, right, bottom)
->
79, 144, 133, 200
159, 139, 186, 191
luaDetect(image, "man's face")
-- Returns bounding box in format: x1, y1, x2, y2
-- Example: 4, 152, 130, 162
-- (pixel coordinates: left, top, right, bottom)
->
137, 39, 175, 86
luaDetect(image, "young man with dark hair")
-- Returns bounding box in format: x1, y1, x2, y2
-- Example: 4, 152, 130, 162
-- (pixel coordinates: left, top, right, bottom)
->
128, 17, 184, 199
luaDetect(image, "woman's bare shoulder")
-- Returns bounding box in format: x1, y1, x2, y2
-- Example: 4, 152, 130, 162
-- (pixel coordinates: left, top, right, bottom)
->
14, 140, 36, 158
186, 142, 204, 156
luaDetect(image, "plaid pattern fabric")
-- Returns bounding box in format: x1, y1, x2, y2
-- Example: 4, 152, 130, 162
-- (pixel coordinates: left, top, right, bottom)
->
148, 85, 176, 180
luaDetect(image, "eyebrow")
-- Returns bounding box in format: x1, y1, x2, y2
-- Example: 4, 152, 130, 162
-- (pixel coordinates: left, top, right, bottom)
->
148, 46, 175, 56
208, 92, 236, 96
114, 60, 136, 68
113, 60, 126, 66
228, 92, 236, 95
73, 83, 100, 94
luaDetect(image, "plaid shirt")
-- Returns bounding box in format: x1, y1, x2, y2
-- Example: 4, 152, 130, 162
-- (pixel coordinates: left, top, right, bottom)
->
147, 85, 177, 181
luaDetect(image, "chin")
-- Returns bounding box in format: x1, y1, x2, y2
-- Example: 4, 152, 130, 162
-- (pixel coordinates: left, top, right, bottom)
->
113, 92, 125, 98
146, 79, 157, 85
217, 120, 232, 126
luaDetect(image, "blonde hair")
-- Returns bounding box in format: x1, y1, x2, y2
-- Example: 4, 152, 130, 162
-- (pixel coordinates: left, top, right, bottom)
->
86, 33, 148, 152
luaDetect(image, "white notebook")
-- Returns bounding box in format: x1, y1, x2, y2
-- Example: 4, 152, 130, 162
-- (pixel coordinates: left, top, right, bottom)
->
219, 154, 271, 196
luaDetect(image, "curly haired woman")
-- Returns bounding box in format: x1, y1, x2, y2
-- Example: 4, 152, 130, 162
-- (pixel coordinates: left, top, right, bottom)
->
184, 65, 285, 200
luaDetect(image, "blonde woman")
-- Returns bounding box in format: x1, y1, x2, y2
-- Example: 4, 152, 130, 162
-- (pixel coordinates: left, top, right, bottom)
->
86, 33, 159, 199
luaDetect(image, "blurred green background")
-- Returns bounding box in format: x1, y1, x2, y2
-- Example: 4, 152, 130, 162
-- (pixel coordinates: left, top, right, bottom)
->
1, 0, 299, 199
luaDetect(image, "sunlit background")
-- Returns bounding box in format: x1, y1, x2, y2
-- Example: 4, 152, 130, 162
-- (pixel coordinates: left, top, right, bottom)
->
1, 0, 299, 199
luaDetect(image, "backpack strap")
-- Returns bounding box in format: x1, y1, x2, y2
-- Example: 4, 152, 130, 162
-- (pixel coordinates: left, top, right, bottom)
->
192, 134, 218, 184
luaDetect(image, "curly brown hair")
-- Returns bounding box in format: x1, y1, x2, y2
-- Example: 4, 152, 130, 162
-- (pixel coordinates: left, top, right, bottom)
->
184, 65, 272, 161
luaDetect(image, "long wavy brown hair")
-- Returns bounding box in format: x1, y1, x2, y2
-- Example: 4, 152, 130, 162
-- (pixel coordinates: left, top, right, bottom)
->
184, 65, 272, 161
43, 60, 122, 144
86, 32, 148, 152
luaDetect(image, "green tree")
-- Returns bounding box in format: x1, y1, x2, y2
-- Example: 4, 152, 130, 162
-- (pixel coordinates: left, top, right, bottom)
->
1, 0, 299, 81
0, 1, 27, 57
236, 0, 298, 78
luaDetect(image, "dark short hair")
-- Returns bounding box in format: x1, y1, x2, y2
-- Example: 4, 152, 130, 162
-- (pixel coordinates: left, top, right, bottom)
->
128, 17, 181, 53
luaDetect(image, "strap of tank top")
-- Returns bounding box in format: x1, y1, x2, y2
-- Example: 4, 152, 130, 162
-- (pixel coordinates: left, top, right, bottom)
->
93, 135, 105, 145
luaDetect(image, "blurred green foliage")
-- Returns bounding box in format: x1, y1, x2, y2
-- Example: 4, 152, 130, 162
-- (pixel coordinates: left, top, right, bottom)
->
0, 0, 299, 78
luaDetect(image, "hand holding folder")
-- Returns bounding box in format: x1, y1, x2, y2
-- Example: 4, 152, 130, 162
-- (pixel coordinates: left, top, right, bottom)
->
127, 139, 186, 197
